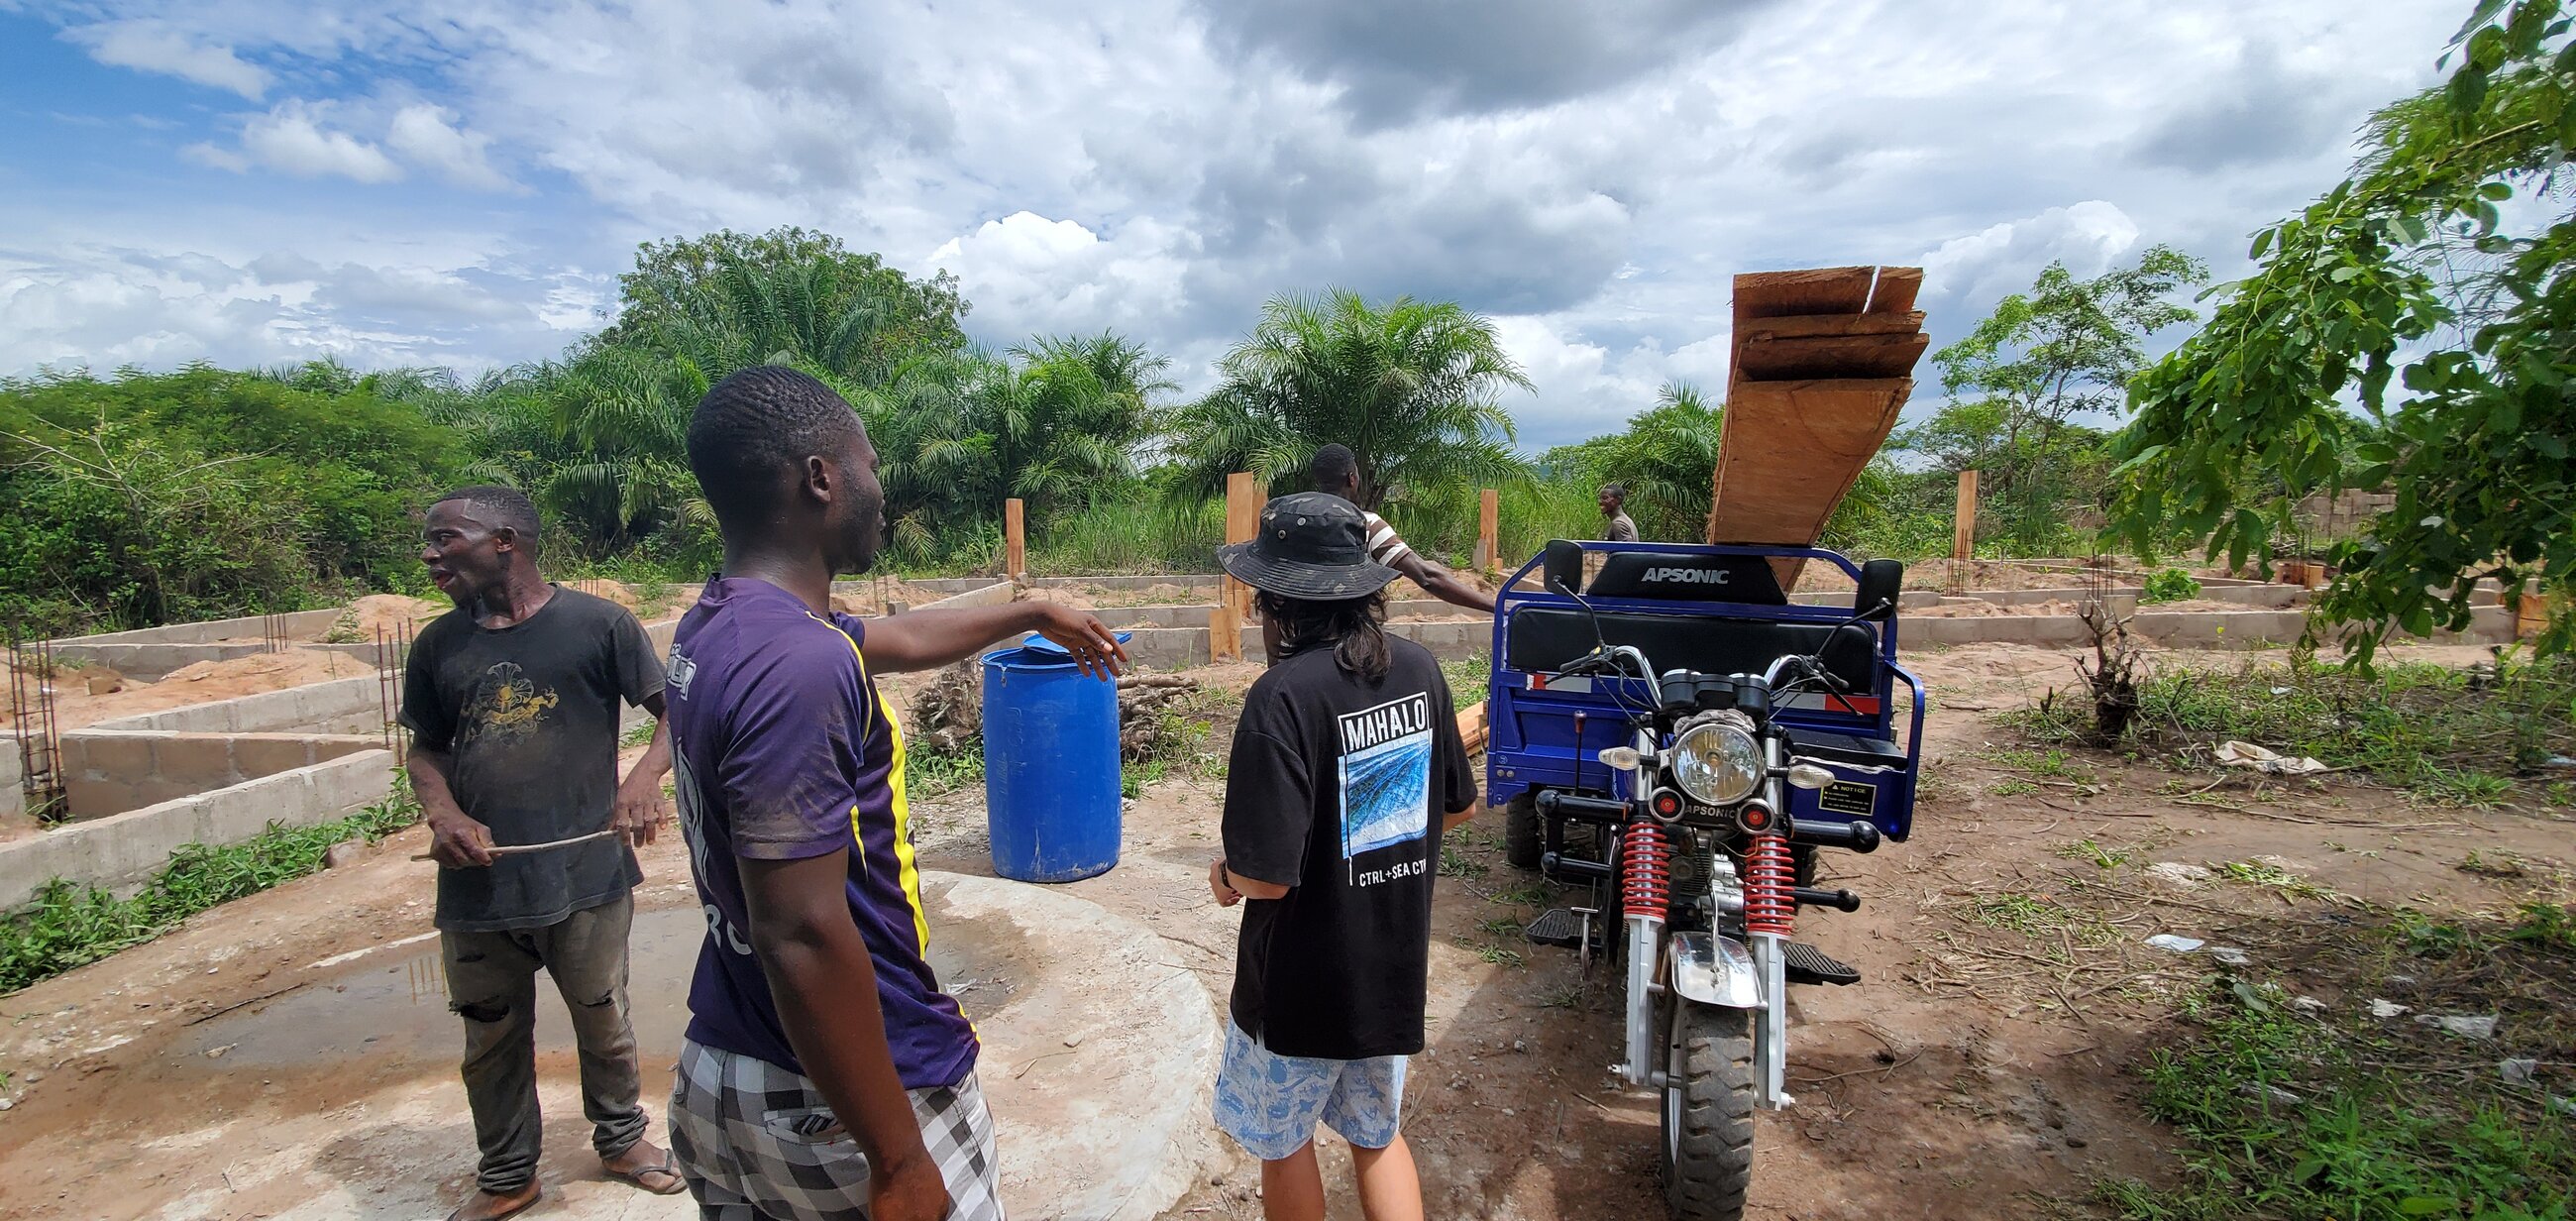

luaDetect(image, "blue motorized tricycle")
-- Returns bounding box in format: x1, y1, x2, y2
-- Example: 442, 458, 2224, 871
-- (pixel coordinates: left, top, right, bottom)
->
1484, 540, 1925, 1220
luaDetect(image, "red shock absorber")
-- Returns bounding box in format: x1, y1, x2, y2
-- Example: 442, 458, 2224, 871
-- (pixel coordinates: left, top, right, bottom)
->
1742, 831, 1798, 938
1622, 823, 1672, 921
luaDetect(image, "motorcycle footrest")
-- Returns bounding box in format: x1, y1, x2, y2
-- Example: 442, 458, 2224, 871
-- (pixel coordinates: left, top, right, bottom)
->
1783, 942, 1861, 986
1525, 908, 1584, 947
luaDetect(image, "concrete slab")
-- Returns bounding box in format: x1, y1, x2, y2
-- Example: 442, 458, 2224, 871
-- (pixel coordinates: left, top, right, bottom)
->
23, 873, 1219, 1221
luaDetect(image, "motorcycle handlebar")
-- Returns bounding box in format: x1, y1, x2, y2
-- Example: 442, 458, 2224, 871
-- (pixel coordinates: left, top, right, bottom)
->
1788, 818, 1880, 854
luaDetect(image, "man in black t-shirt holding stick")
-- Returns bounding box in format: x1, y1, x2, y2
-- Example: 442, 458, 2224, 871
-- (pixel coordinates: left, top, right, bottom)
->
400, 486, 687, 1221
1206, 493, 1479, 1221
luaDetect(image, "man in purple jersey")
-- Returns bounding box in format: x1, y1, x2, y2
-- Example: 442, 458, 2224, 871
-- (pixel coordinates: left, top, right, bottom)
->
663, 365, 1126, 1221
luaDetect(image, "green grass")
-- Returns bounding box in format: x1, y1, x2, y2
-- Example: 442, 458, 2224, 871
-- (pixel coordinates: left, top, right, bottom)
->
0, 779, 423, 994
1443, 652, 1490, 711
2059, 837, 2135, 870
909, 740, 986, 797
1967, 891, 2114, 944
1449, 935, 1525, 969
620, 720, 659, 748
2003, 656, 2575, 806
1439, 844, 1488, 878
2084, 898, 2576, 1220
2211, 858, 2333, 901
1027, 498, 1225, 576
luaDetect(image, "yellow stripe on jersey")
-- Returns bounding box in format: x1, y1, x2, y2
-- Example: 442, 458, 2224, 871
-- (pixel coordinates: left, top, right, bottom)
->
810, 612, 935, 957
876, 687, 933, 956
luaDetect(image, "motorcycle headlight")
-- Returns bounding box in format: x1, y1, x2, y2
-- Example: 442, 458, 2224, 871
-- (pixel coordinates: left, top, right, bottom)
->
1669, 722, 1764, 806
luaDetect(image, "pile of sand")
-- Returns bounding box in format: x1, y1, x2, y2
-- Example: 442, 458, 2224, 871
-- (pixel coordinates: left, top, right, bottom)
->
334, 595, 452, 638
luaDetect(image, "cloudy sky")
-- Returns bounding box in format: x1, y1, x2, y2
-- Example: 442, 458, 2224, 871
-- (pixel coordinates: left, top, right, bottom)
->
1, 0, 2458, 448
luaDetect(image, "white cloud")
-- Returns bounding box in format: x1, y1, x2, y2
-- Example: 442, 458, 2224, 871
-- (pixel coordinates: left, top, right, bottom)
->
1920, 200, 2144, 311
385, 104, 516, 192
928, 211, 1192, 344
66, 21, 269, 100
10, 0, 2473, 449
218, 101, 406, 184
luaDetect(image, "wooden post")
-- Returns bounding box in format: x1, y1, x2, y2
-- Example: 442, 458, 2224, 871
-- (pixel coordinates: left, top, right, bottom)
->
1952, 470, 1979, 563
2515, 587, 2554, 639
1474, 488, 1500, 575
1004, 499, 1025, 582
1211, 473, 1260, 662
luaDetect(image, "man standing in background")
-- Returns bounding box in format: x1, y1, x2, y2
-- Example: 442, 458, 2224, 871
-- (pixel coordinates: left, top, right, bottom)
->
404, 485, 686, 1221
1599, 484, 1640, 543
1309, 444, 1496, 614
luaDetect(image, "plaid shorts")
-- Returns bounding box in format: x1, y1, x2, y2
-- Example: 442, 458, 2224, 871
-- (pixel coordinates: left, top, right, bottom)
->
668, 1039, 1003, 1220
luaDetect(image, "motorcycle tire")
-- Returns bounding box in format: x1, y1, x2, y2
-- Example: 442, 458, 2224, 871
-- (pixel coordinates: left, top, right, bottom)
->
1504, 793, 1543, 870
1661, 1001, 1756, 1221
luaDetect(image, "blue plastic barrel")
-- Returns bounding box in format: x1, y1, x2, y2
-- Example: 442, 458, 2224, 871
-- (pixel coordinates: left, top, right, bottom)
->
980, 635, 1124, 882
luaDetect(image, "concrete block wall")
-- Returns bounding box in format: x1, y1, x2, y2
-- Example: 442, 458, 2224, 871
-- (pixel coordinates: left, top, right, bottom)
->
43, 608, 342, 649
0, 749, 396, 913
58, 731, 381, 820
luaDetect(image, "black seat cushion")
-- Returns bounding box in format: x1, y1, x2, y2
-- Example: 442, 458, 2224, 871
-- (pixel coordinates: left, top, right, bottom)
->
1507, 607, 1878, 693
1586, 551, 1786, 604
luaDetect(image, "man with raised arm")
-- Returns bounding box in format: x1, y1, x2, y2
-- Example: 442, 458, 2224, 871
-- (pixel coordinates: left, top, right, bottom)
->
662, 365, 1125, 1221
1308, 444, 1496, 615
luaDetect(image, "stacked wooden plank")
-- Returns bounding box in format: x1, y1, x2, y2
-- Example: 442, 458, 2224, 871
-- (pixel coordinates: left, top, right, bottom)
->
1706, 266, 1929, 590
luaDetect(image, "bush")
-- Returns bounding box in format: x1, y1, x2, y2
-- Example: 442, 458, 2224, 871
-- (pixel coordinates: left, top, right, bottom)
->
2142, 567, 2202, 604
0, 366, 462, 634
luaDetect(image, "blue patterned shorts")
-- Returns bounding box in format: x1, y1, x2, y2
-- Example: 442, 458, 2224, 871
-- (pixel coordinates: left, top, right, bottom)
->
1210, 1021, 1408, 1162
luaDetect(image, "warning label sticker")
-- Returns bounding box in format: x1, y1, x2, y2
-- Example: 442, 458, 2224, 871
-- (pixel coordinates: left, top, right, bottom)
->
1818, 781, 1877, 819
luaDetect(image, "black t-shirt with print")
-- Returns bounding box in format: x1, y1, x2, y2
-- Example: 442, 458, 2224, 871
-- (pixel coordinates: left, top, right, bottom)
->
401, 586, 665, 933
1223, 637, 1478, 1059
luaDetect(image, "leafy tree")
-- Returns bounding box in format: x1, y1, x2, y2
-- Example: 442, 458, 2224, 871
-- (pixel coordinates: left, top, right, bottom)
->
2108, 0, 2576, 661
1907, 247, 2207, 553
604, 227, 968, 388
1168, 289, 1532, 507
0, 365, 461, 630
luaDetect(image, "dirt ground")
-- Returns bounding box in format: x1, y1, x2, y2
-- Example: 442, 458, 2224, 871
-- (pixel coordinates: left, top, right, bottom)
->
1, 639, 2563, 1221
1909, 596, 2259, 618
1022, 581, 1217, 610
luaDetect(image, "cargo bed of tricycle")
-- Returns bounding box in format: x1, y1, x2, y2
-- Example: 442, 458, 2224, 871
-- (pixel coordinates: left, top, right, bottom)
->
1483, 540, 1924, 840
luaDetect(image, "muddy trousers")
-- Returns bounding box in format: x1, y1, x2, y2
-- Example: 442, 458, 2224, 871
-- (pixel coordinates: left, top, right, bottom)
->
444, 893, 651, 1193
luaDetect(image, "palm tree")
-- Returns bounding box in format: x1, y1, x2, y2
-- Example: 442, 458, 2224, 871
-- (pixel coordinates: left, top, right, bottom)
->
860, 335, 1171, 558
1168, 289, 1532, 507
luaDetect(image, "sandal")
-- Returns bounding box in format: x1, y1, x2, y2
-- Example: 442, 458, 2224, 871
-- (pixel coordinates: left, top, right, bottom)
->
606, 1156, 688, 1196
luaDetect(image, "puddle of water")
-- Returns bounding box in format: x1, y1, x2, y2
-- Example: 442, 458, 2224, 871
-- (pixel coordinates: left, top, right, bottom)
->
182, 905, 1013, 1069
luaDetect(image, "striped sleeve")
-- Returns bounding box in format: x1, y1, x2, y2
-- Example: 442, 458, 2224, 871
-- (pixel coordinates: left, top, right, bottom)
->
1360, 511, 1414, 565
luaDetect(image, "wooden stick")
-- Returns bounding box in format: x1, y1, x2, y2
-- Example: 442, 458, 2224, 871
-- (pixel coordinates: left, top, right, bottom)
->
412, 829, 619, 863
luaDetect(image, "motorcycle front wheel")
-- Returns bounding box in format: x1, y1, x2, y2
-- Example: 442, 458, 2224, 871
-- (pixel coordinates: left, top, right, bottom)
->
1661, 999, 1756, 1220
